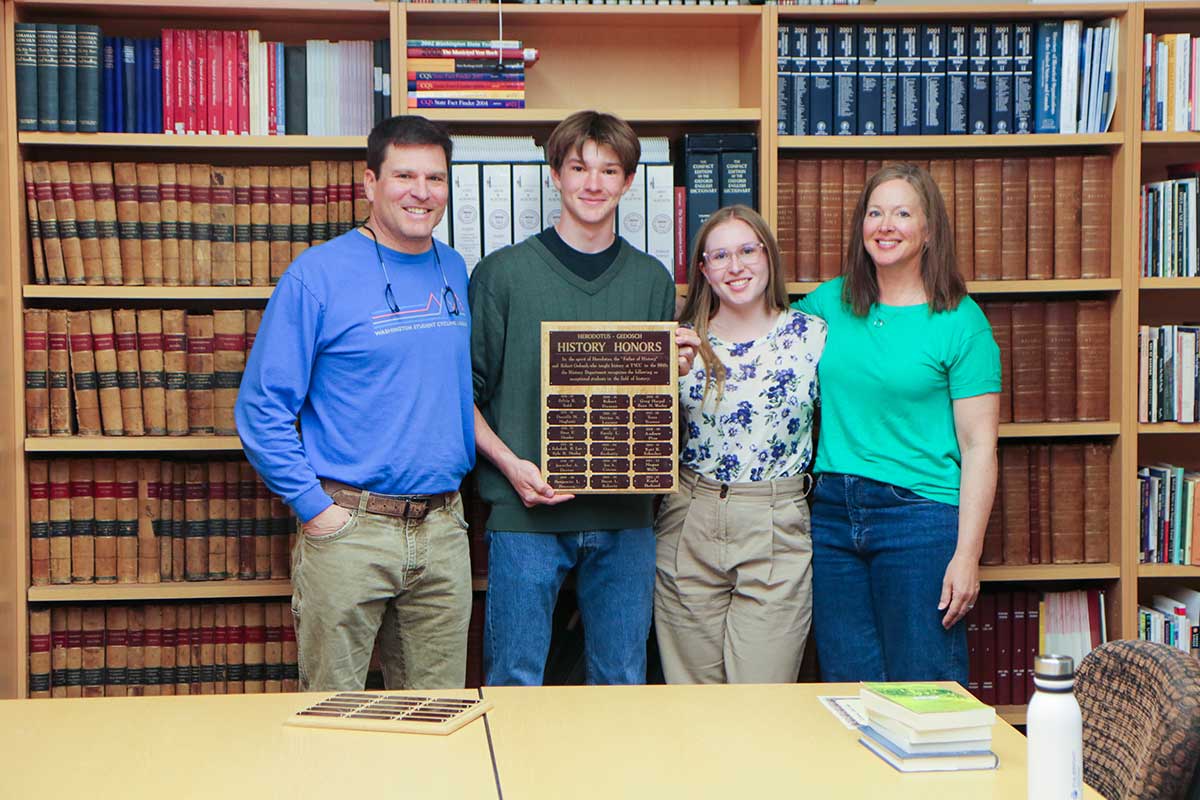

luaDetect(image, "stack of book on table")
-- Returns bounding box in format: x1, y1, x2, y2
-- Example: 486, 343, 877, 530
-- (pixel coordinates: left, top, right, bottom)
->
406, 39, 538, 109
857, 682, 998, 773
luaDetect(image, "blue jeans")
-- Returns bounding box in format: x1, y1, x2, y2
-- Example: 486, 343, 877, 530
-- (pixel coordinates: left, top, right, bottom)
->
484, 528, 655, 686
811, 473, 968, 683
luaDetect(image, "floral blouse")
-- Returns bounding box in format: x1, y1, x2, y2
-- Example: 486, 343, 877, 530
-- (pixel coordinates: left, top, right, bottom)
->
680, 308, 826, 483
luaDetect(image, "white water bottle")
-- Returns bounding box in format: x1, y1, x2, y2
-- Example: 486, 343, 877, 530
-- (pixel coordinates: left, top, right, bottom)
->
1027, 654, 1083, 800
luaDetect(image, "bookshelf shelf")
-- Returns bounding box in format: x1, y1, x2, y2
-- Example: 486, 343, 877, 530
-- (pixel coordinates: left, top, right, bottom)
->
967, 279, 1123, 294
997, 705, 1027, 726
23, 285, 274, 300
419, 108, 762, 124
980, 564, 1121, 582
26, 577, 488, 601
1140, 130, 1200, 145
27, 580, 294, 602
998, 422, 1120, 438
1138, 423, 1200, 434
11, 0, 388, 23
17, 133, 368, 149
777, 133, 1123, 151
1139, 277, 1200, 289
25, 436, 244, 452
1138, 564, 1200, 578
406, 3, 763, 19
777, 3, 1129, 20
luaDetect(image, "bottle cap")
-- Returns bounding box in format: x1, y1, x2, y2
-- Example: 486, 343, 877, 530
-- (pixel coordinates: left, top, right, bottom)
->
1034, 654, 1075, 679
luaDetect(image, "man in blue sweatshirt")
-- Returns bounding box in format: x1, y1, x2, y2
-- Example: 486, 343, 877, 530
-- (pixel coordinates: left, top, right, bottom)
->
235, 116, 474, 691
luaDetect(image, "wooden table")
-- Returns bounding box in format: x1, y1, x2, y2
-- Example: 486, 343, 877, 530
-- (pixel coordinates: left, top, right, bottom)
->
482, 683, 1103, 800
0, 683, 1101, 799
0, 690, 498, 798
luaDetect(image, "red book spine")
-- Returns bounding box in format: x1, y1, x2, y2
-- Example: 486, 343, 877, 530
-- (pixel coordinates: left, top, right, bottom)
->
208, 30, 222, 135
410, 80, 525, 91
994, 591, 1012, 706
266, 44, 277, 137
978, 592, 996, 706
195, 30, 208, 135
162, 30, 175, 134
172, 30, 186, 133
237, 32, 249, 135
674, 186, 687, 284
184, 30, 197, 134
1025, 590, 1040, 701
223, 30, 237, 135
966, 606, 981, 698
1011, 594, 1028, 705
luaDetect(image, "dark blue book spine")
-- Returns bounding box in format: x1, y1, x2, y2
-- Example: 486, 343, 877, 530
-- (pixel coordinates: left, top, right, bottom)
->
833, 24, 857, 135
898, 25, 921, 136
720, 151, 757, 210
101, 37, 115, 132
1034, 20, 1062, 133
921, 24, 946, 135
684, 149, 720, 253
36, 24, 59, 132
881, 26, 899, 135
110, 37, 123, 132
857, 25, 882, 135
374, 39, 385, 126
947, 24, 969, 135
990, 24, 1014, 134
138, 39, 150, 134
14, 23, 39, 132
152, 38, 162, 133
968, 25, 990, 135
777, 22, 793, 135
791, 24, 811, 137
75, 25, 102, 133
809, 25, 834, 135
57, 24, 77, 133
1013, 23, 1034, 133
121, 38, 136, 133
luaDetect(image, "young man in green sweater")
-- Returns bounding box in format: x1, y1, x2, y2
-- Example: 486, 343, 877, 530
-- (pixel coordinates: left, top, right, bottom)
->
469, 111, 699, 685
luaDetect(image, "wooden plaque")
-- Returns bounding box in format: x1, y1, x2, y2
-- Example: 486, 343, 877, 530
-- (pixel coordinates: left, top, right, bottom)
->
540, 321, 678, 494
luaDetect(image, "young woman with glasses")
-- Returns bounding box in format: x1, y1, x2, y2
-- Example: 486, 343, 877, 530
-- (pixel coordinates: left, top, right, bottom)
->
654, 205, 825, 684
793, 163, 1000, 683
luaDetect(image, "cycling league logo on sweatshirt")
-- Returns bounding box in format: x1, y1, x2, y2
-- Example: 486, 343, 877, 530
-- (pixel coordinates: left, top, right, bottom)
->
370, 288, 466, 337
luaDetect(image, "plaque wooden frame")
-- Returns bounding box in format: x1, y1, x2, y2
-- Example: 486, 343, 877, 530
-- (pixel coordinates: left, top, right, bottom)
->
540, 321, 679, 494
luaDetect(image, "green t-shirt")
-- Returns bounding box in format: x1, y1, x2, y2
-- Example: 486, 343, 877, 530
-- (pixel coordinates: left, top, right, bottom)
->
793, 277, 1000, 505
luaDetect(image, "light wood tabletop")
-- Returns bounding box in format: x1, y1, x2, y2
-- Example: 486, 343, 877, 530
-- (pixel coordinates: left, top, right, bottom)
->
0, 690, 500, 799
482, 682, 1103, 800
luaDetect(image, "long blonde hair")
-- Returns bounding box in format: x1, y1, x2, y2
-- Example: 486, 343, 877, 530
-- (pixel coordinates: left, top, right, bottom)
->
677, 205, 790, 407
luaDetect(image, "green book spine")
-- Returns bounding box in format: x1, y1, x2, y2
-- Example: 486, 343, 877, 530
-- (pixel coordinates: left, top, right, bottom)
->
57, 24, 77, 133
36, 24, 59, 132
75, 25, 102, 133
15, 23, 39, 131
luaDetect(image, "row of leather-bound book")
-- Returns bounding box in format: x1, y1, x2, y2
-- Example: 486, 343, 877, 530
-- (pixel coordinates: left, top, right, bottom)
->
777, 155, 1111, 284
22, 159, 369, 287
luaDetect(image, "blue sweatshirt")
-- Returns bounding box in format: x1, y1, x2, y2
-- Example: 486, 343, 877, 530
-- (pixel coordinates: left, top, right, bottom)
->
236, 230, 475, 522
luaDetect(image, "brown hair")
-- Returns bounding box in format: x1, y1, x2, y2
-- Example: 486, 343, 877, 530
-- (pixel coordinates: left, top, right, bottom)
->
544, 111, 640, 176
677, 205, 790, 408
366, 114, 452, 177
842, 162, 966, 316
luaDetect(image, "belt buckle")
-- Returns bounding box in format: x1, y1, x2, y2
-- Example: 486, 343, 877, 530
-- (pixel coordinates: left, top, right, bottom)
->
404, 499, 429, 520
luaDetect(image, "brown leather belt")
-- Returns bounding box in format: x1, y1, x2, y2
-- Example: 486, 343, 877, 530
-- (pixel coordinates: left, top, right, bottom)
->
320, 479, 454, 521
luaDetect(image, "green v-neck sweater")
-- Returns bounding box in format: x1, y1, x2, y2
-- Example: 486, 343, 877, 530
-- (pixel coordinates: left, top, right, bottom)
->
469, 235, 677, 533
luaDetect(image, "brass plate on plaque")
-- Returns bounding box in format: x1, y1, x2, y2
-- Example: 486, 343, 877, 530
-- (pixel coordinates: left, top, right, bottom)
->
540, 322, 678, 494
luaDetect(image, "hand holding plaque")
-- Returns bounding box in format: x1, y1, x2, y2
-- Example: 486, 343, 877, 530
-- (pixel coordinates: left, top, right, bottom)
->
541, 322, 679, 494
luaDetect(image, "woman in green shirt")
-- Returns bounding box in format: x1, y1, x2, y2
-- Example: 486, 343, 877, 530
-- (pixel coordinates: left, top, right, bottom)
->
793, 163, 1000, 682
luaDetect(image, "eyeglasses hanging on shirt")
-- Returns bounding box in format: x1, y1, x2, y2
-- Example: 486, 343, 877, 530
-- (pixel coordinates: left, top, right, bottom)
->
360, 224, 461, 317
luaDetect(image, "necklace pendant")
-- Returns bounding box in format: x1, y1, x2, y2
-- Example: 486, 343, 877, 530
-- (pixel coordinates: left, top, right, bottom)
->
873, 318, 885, 328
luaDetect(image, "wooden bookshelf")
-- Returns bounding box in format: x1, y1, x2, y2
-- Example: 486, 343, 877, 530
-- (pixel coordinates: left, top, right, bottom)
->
27, 577, 489, 601
997, 705, 1027, 726
24, 285, 274, 300
16, 132, 370, 148
1138, 423, 1200, 434
778, 133, 1123, 151
24, 436, 244, 452
0, 0, 1169, 698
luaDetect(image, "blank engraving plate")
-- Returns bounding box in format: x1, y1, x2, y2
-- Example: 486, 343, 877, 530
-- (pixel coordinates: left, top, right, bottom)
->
540, 322, 678, 494
285, 692, 493, 735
